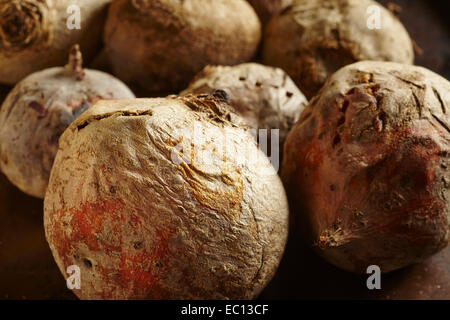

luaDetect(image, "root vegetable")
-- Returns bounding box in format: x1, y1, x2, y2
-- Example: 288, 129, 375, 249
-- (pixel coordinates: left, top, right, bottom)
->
181, 63, 308, 159
282, 61, 450, 274
260, 229, 450, 299
88, 49, 111, 74
263, 0, 414, 99
0, 0, 111, 85
0, 173, 74, 300
246, 0, 293, 25
0, 45, 135, 199
0, 84, 9, 104
44, 94, 289, 299
103, 0, 262, 95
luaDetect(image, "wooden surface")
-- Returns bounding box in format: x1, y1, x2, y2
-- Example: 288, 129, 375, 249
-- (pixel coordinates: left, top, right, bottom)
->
0, 85, 10, 106
259, 0, 450, 300
0, 173, 75, 300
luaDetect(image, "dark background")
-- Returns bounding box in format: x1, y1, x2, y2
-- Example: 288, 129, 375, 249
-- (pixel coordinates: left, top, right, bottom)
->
259, 0, 450, 300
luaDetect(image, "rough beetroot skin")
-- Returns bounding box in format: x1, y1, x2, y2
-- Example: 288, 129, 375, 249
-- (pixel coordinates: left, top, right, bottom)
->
44, 95, 289, 299
103, 0, 261, 95
0, 45, 135, 198
282, 61, 449, 274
